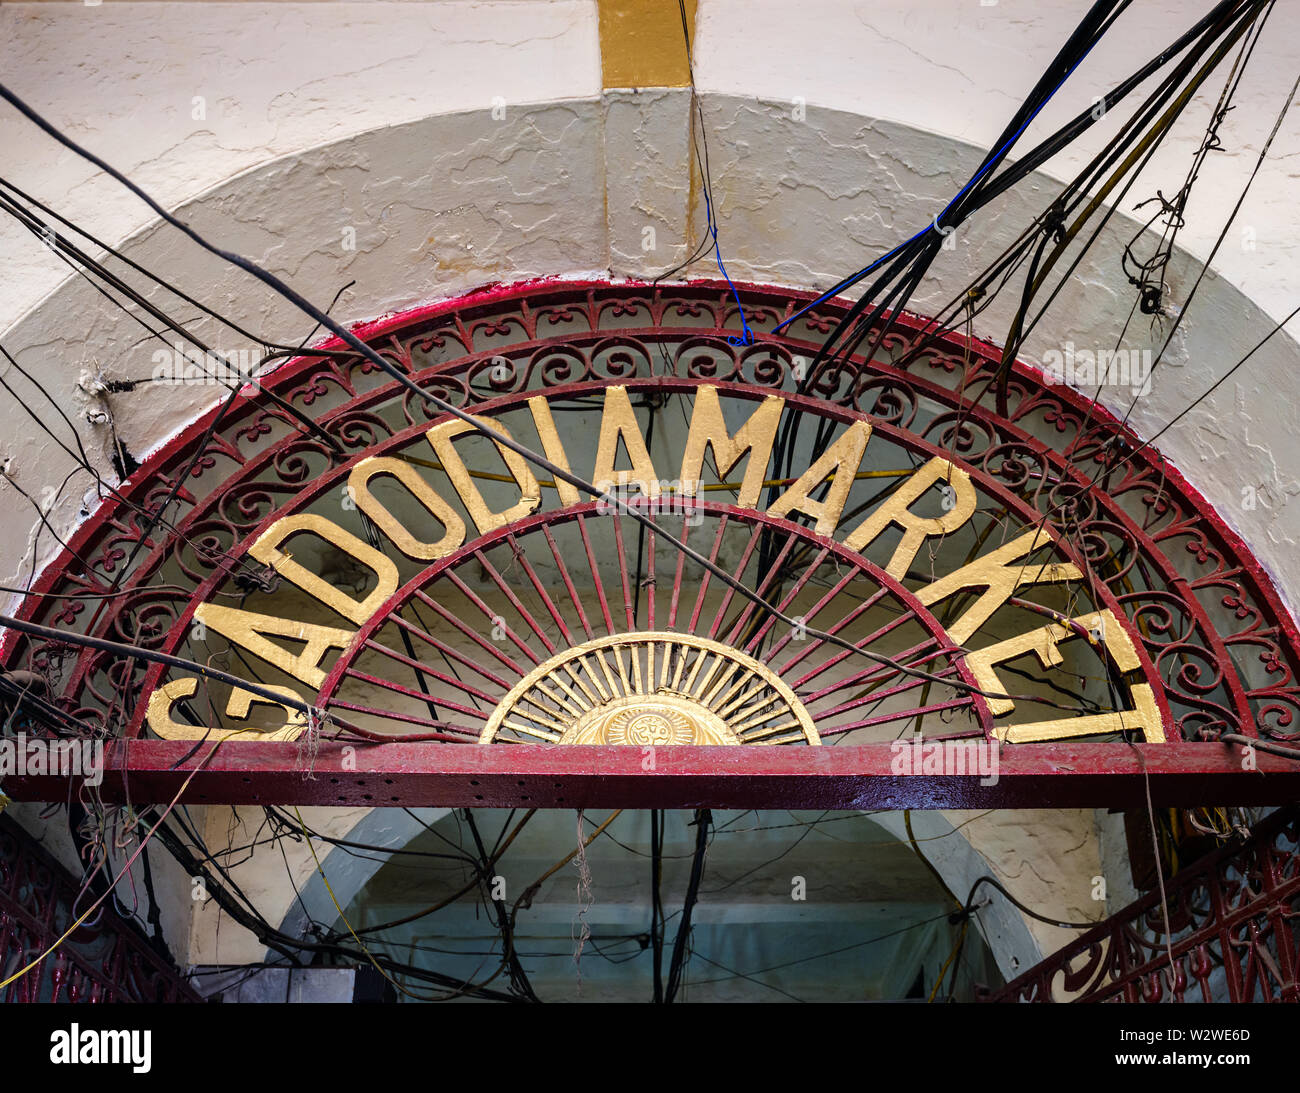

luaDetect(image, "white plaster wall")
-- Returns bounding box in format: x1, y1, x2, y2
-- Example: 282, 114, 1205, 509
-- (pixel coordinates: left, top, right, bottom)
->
672, 97, 1300, 619
686, 0, 1300, 621
0, 0, 602, 331
4, 797, 197, 970
3, 0, 1296, 613
2, 0, 1298, 986
872, 809, 1105, 984
190, 803, 450, 965
0, 103, 611, 602
696, 0, 1300, 334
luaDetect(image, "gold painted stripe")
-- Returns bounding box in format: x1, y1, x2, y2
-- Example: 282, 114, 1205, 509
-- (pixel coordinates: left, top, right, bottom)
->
504, 720, 563, 743
597, 0, 697, 90
563, 662, 602, 706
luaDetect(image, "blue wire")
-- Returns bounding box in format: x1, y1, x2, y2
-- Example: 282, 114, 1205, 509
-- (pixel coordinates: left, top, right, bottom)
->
773, 29, 1107, 336
701, 182, 755, 346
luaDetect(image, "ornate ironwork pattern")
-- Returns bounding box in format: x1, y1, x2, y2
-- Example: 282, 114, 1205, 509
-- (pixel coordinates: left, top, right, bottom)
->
0, 816, 199, 1003
980, 807, 1300, 1003
316, 504, 990, 746
1, 280, 1297, 757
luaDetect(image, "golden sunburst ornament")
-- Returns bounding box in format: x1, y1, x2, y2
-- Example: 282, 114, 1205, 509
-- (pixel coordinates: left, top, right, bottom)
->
480, 632, 820, 745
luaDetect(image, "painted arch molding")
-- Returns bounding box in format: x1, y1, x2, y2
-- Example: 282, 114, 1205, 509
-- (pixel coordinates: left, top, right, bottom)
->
3, 279, 1300, 809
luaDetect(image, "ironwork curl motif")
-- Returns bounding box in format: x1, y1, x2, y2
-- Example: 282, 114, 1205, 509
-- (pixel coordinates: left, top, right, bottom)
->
0, 281, 1295, 752
0, 816, 199, 1003
981, 807, 1300, 1003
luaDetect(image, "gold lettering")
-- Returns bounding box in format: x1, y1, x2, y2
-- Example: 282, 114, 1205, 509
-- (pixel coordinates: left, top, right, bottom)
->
527, 396, 582, 507
192, 603, 354, 689
250, 513, 400, 626
146, 677, 306, 742
767, 420, 871, 536
917, 527, 1082, 645
426, 415, 541, 534
350, 456, 467, 561
965, 610, 1164, 742
843, 458, 976, 577
591, 386, 661, 498
680, 388, 783, 508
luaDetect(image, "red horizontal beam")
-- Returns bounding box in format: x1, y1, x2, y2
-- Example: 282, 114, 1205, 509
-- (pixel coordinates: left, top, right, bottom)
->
2, 740, 1297, 809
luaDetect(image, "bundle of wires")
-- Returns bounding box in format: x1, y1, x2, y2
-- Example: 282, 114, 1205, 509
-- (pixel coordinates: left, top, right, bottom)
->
758, 0, 1272, 578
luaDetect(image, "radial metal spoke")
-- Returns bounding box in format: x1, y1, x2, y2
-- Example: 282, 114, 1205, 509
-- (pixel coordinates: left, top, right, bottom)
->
612, 511, 637, 632
817, 661, 965, 720
357, 638, 500, 706
543, 523, 596, 641
720, 533, 798, 648
818, 698, 977, 738
577, 513, 617, 637
411, 590, 530, 676
344, 664, 491, 721
740, 545, 831, 656
796, 636, 943, 701
325, 699, 479, 736
443, 569, 542, 665
504, 528, 574, 646
686, 513, 731, 634
471, 547, 558, 656
762, 576, 886, 665
667, 511, 692, 629
779, 601, 919, 683
386, 613, 514, 691
706, 521, 765, 641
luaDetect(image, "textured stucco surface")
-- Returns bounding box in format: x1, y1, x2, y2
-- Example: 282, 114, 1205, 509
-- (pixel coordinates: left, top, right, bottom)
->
1, 0, 1296, 984
872, 809, 1106, 982
672, 95, 1300, 624
697, 0, 1300, 334
0, 0, 602, 331
190, 805, 450, 965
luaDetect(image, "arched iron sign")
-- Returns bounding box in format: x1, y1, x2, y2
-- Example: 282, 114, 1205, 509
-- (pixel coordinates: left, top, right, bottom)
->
3, 280, 1299, 808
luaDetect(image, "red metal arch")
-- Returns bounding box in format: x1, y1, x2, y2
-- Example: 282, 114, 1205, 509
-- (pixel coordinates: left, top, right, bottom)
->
314, 499, 1002, 743
3, 279, 1299, 807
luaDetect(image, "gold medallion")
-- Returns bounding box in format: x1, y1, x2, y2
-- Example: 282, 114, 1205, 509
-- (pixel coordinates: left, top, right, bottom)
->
481, 632, 820, 745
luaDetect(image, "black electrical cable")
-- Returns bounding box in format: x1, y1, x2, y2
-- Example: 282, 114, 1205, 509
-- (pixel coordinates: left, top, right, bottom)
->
0, 173, 355, 363
650, 808, 664, 1003
756, 0, 1252, 574
0, 80, 1155, 714
0, 188, 343, 453
961, 874, 1101, 930
991, 1, 1267, 402
663, 807, 710, 1002
788, 0, 1140, 387
1103, 69, 1300, 462
0, 340, 294, 585
460, 808, 540, 1002
139, 808, 520, 1001
990, 49, 1298, 602
782, 0, 1261, 451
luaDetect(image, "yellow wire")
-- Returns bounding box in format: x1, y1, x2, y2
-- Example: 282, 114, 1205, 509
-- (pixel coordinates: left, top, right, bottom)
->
293, 805, 428, 1001
927, 921, 967, 1003
0, 737, 221, 992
